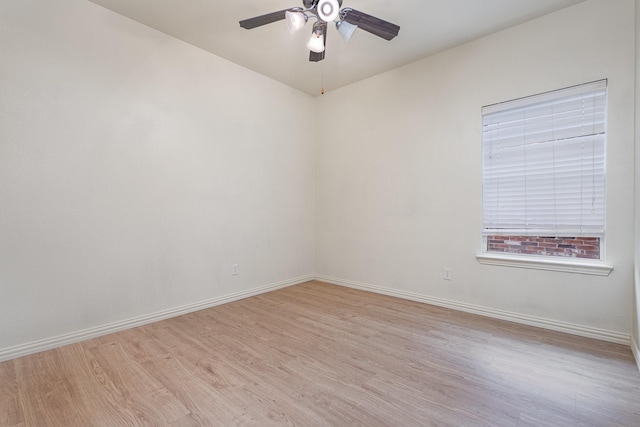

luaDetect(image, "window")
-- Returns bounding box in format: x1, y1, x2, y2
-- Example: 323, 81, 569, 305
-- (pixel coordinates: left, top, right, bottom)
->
481, 80, 607, 261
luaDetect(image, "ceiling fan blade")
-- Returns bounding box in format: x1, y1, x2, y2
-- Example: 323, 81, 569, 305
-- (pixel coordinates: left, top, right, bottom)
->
309, 50, 325, 62
343, 9, 400, 41
239, 9, 287, 29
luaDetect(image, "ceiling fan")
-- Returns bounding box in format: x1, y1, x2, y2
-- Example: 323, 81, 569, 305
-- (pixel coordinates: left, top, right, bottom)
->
239, 0, 400, 62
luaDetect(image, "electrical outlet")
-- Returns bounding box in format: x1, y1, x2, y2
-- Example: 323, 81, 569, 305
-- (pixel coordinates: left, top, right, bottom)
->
232, 264, 239, 276
443, 267, 452, 281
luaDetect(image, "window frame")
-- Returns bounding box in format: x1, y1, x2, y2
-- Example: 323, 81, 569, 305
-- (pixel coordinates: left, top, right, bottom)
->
477, 81, 612, 275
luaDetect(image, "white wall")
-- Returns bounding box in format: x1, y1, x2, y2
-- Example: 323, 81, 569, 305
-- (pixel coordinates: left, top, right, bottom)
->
1, 0, 637, 361
316, 0, 636, 339
0, 0, 315, 355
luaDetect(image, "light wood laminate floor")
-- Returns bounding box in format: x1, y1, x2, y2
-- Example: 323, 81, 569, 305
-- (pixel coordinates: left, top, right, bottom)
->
1, 280, 639, 426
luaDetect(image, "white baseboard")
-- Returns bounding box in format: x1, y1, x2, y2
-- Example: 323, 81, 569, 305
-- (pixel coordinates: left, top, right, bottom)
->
632, 335, 640, 372
316, 275, 631, 346
3, 274, 630, 363
0, 275, 313, 362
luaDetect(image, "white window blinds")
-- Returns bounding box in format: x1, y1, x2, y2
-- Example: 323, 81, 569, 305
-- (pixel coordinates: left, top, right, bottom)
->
482, 80, 607, 236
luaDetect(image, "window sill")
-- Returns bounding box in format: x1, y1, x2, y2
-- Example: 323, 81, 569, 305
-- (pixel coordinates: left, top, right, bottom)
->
476, 253, 613, 276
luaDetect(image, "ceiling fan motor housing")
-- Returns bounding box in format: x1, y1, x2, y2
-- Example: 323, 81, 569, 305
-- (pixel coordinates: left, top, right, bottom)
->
303, 0, 343, 9
316, 0, 341, 22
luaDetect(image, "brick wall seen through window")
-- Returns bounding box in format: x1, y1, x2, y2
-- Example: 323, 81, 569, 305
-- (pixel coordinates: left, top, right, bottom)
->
486, 236, 600, 260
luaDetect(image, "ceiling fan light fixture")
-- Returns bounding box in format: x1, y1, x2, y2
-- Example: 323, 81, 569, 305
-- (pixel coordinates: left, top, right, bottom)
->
336, 20, 357, 42
285, 10, 307, 33
307, 31, 325, 53
317, 0, 340, 23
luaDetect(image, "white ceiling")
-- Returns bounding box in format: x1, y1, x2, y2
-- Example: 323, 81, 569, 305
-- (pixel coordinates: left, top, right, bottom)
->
87, 0, 585, 96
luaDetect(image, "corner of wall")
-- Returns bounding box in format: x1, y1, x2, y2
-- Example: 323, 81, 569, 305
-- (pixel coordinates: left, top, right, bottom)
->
632, 332, 640, 372
634, 0, 640, 372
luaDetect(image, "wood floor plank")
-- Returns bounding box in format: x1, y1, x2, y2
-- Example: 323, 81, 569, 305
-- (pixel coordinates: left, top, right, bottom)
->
82, 339, 190, 425
138, 353, 244, 426
1, 280, 640, 426
13, 349, 93, 426
55, 342, 124, 426
0, 360, 24, 426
